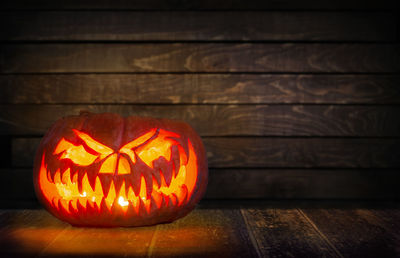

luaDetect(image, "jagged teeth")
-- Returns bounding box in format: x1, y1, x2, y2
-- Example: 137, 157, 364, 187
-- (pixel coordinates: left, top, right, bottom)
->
61, 168, 70, 184
47, 162, 188, 215
152, 171, 161, 189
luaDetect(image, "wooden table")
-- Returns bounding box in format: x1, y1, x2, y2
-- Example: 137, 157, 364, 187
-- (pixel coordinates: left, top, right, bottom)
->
1, 201, 399, 257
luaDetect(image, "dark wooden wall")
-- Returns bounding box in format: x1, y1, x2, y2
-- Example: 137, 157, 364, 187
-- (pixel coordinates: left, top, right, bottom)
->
0, 0, 399, 207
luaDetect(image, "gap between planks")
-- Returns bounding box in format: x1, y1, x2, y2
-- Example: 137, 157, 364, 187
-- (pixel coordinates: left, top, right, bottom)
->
146, 224, 160, 257
240, 209, 263, 258
240, 206, 346, 257
297, 208, 344, 258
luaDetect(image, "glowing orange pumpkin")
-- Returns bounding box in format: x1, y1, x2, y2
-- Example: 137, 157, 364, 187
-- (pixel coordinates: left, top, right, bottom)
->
33, 112, 208, 227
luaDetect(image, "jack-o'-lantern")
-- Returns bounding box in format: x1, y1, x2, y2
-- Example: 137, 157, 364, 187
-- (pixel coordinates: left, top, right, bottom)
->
33, 111, 208, 227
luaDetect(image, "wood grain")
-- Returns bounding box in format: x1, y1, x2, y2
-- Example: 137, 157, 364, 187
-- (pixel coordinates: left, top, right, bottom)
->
301, 208, 400, 257
241, 208, 339, 257
0, 1, 399, 203
203, 137, 400, 168
1, 74, 399, 104
1, 11, 396, 41
12, 137, 400, 168
0, 209, 156, 257
1, 44, 398, 73
364, 209, 400, 239
1, 206, 399, 257
41, 222, 156, 256
1, 104, 400, 136
148, 208, 258, 257
0, 210, 68, 256
1, 0, 397, 10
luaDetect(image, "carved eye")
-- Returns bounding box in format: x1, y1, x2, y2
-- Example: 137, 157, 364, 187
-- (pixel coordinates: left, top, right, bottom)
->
118, 128, 180, 168
53, 130, 114, 166
53, 138, 99, 166
135, 129, 181, 168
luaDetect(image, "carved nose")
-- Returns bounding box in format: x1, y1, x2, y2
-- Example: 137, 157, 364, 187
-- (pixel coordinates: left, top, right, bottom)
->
99, 153, 131, 175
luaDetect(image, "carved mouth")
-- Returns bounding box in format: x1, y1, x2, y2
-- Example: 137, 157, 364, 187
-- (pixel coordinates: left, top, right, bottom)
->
38, 140, 198, 217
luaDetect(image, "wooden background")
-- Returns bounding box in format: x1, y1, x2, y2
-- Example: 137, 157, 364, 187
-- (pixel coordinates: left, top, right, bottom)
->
0, 0, 399, 207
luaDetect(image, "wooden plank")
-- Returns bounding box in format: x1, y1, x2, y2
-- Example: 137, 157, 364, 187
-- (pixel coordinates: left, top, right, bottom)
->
301, 208, 400, 257
1, 74, 400, 104
1, 0, 397, 10
12, 137, 400, 168
0, 207, 399, 257
1, 11, 396, 42
3, 168, 399, 201
362, 209, 400, 239
208, 168, 400, 199
12, 138, 39, 167
40, 220, 156, 256
241, 208, 339, 257
1, 44, 398, 73
0, 210, 156, 257
2, 104, 400, 137
0, 209, 69, 257
203, 138, 400, 168
148, 208, 258, 257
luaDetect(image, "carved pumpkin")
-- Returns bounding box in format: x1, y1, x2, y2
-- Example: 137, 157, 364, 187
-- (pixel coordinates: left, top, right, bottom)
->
33, 112, 208, 227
